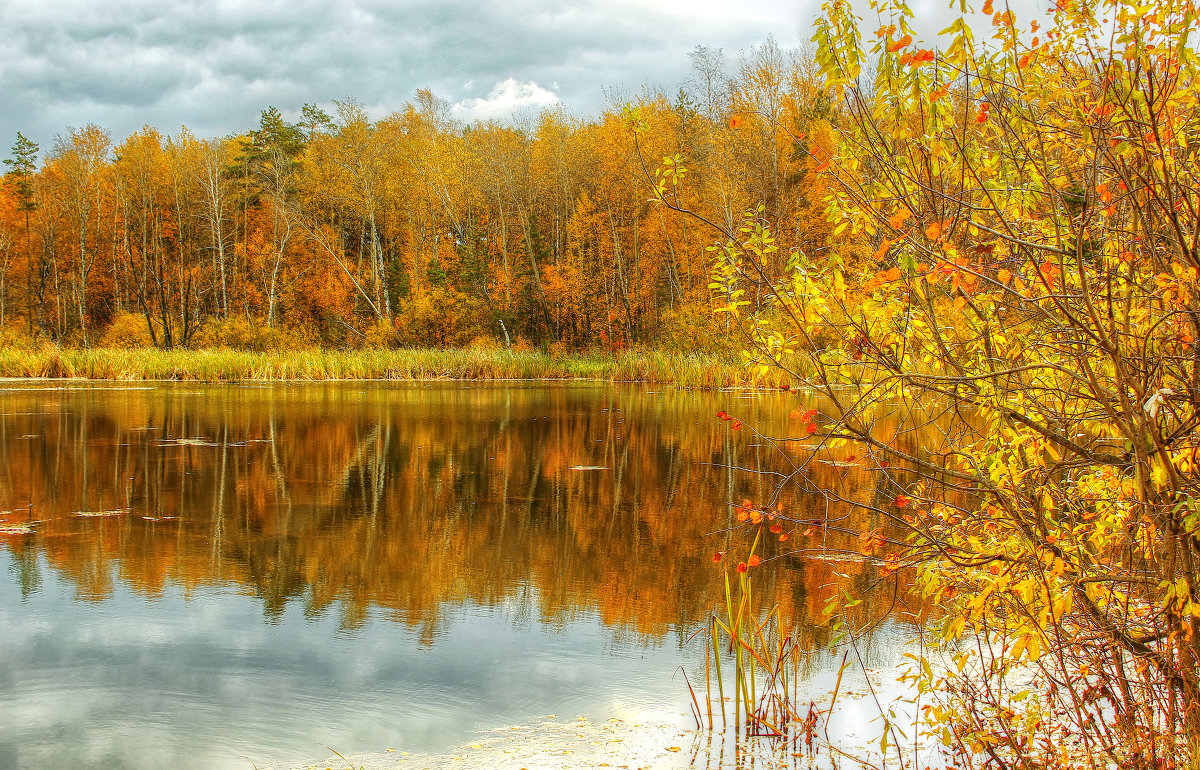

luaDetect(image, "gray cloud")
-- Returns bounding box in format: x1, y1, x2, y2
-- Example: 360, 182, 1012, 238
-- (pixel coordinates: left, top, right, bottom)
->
0, 0, 816, 155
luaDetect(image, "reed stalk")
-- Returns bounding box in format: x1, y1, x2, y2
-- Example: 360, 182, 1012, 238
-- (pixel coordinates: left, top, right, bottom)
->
703, 528, 821, 750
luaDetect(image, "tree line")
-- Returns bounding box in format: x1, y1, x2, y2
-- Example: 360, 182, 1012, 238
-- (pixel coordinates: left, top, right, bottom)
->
0, 38, 841, 352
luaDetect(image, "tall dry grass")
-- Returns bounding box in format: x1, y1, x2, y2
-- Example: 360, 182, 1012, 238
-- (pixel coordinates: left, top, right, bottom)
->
0, 347, 796, 389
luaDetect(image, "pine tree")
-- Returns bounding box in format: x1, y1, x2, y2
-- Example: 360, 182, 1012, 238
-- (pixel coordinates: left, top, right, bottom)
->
5, 132, 40, 333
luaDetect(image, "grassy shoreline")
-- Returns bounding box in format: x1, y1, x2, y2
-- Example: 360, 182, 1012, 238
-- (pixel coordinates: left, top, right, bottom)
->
0, 347, 790, 389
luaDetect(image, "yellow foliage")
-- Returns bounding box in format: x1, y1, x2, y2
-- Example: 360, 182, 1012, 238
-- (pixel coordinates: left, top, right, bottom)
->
97, 312, 160, 349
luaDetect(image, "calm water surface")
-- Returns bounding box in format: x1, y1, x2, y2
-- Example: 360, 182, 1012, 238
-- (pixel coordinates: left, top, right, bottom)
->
0, 382, 910, 769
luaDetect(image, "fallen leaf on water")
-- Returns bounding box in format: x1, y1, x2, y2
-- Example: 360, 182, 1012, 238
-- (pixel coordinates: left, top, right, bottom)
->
666, 746, 682, 752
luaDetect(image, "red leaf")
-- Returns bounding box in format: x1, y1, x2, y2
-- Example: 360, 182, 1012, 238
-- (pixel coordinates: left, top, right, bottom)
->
747, 555, 762, 568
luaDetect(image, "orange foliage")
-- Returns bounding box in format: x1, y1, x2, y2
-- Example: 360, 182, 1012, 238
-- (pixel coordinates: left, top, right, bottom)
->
0, 39, 838, 352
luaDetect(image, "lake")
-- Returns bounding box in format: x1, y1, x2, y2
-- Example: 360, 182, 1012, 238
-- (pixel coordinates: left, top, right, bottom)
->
0, 381, 914, 769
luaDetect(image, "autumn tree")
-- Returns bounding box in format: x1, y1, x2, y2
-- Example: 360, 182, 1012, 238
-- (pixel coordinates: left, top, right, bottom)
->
302, 99, 395, 324
648, 0, 1200, 763
471, 120, 536, 342
239, 106, 305, 326
47, 125, 112, 345
182, 133, 236, 320
113, 128, 177, 346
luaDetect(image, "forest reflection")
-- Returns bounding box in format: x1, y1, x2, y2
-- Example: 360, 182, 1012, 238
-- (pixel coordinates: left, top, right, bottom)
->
0, 383, 920, 647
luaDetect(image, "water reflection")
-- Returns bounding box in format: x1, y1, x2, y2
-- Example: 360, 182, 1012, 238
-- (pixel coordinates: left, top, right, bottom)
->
0, 382, 920, 768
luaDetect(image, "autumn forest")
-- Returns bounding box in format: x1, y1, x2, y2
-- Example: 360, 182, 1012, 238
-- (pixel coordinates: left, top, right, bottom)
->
5, 0, 1200, 763
0, 39, 837, 355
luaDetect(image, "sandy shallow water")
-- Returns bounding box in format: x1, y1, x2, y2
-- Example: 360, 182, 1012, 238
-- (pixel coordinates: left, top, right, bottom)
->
266, 714, 822, 770
268, 716, 696, 770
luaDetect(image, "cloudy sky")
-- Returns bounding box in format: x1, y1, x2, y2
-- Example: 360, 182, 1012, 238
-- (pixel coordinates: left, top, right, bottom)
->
0, 0, 1005, 157
0, 0, 801, 152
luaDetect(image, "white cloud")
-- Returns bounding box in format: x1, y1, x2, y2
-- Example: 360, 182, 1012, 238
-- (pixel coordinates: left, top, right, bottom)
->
451, 78, 559, 122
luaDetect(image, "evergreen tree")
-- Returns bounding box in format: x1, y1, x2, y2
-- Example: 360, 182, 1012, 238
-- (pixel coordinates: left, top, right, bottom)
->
4, 132, 40, 333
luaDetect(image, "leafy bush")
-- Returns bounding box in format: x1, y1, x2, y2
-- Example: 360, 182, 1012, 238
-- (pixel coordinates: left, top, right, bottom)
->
190, 316, 314, 352
97, 312, 160, 349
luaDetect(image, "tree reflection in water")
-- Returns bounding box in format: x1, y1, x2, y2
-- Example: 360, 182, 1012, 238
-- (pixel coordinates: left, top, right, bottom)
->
0, 382, 947, 767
